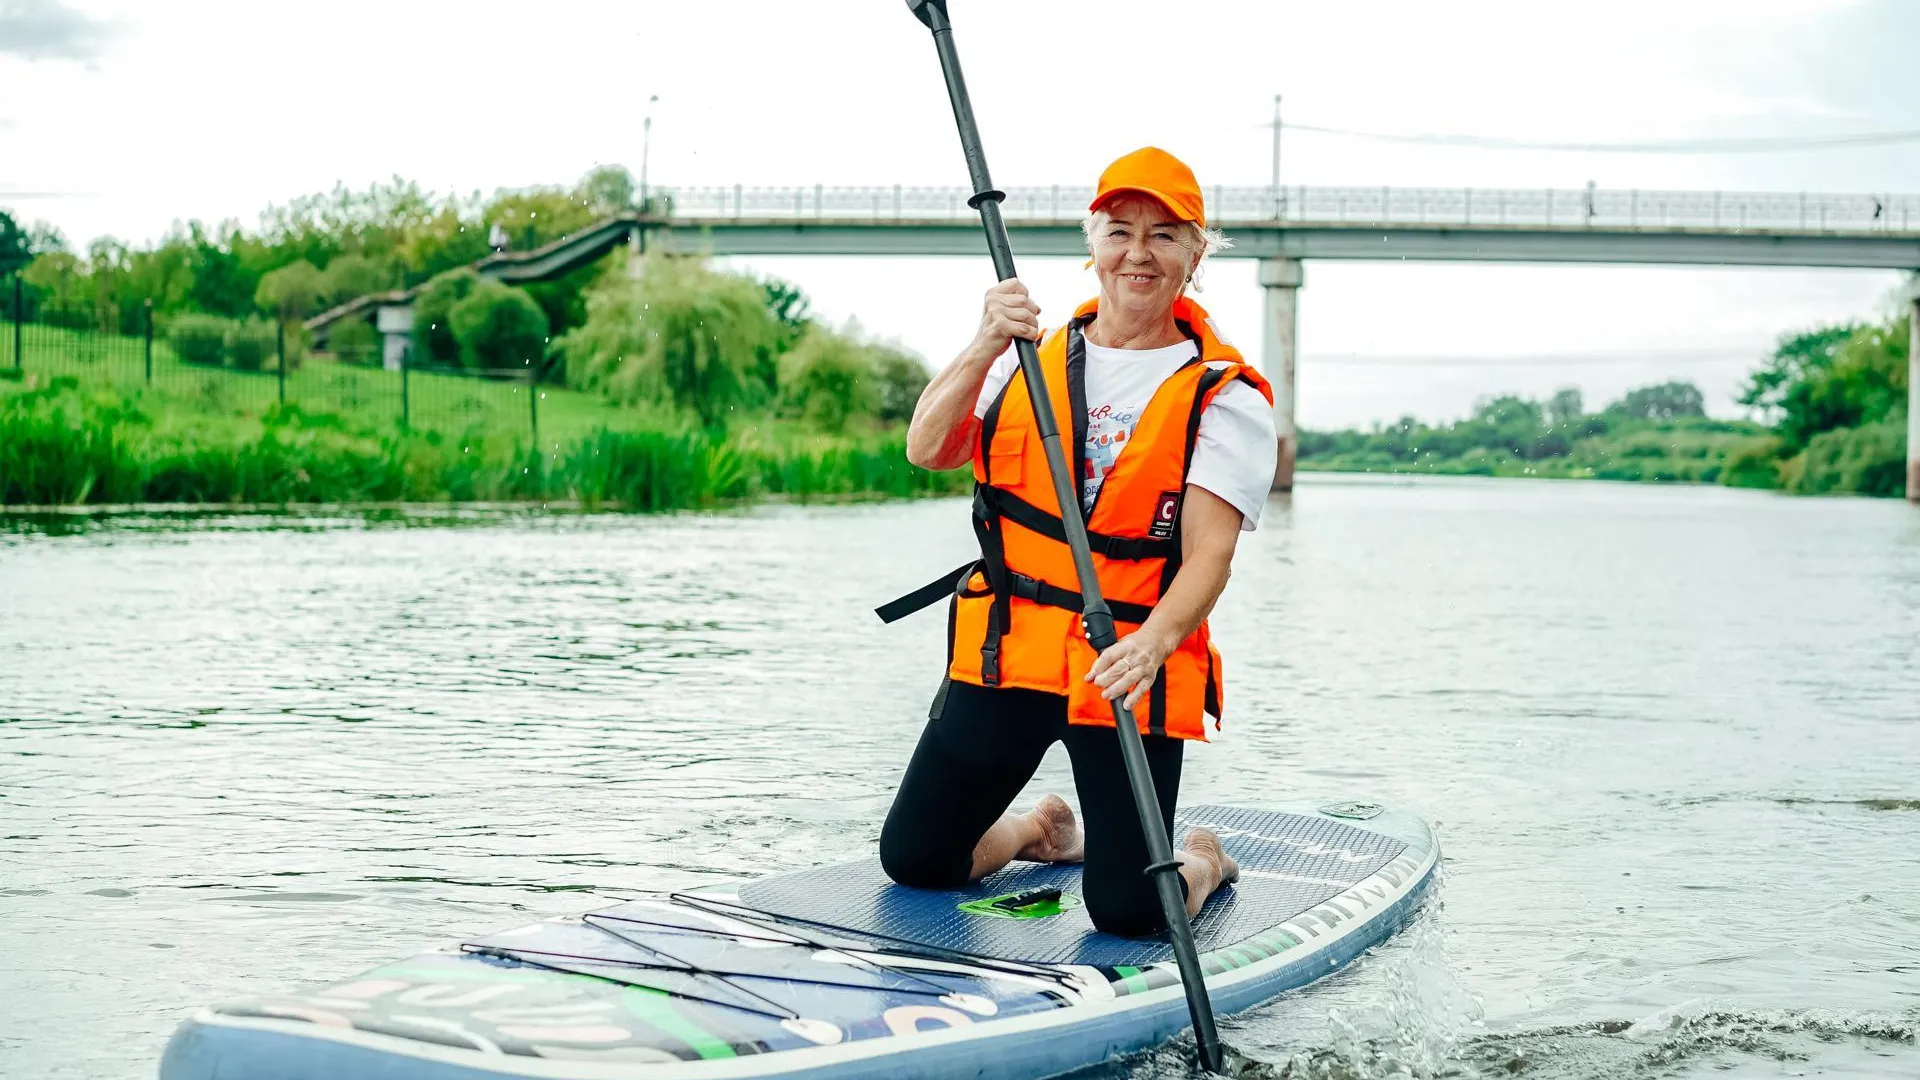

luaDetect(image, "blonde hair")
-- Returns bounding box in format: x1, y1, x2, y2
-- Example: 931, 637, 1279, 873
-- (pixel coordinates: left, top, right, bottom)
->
1080, 209, 1233, 292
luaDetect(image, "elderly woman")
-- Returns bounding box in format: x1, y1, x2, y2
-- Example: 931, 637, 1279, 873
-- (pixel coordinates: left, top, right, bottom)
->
878, 148, 1277, 937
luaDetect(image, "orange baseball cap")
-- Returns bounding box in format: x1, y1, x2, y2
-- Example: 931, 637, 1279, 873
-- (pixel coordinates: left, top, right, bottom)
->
1090, 147, 1205, 227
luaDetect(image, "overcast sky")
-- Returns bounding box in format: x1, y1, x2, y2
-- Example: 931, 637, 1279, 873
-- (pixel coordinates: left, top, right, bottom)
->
2, 0, 1916, 428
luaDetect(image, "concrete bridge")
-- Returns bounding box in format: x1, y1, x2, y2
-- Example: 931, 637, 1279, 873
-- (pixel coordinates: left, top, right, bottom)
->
312, 183, 1920, 498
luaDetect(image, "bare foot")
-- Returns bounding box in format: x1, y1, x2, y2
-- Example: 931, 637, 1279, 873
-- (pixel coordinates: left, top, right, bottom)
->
1184, 827, 1240, 885
1176, 827, 1240, 916
1014, 794, 1085, 863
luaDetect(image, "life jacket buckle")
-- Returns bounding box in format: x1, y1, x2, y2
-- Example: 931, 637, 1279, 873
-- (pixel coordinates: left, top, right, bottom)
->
1008, 572, 1042, 602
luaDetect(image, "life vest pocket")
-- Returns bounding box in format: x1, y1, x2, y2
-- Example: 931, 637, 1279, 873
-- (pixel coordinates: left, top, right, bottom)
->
985, 417, 1026, 487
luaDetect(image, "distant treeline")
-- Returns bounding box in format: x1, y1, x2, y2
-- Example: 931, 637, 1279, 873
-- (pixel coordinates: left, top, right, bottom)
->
0, 167, 646, 337
1300, 306, 1911, 496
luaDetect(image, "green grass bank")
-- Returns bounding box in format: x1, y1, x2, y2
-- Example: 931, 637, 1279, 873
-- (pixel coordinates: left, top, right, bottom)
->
0, 375, 966, 509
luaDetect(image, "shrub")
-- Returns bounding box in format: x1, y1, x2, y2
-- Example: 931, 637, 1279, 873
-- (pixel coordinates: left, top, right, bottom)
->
169, 313, 230, 366
226, 318, 277, 372
781, 327, 877, 434
449, 279, 549, 374
329, 317, 380, 365
1792, 419, 1907, 497
1719, 438, 1783, 490
254, 260, 326, 322
412, 268, 481, 367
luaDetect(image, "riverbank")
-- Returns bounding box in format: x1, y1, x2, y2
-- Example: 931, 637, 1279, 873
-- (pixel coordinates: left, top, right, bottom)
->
0, 376, 965, 509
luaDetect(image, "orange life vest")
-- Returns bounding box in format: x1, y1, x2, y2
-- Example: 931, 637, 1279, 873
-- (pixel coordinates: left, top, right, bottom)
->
879, 296, 1273, 742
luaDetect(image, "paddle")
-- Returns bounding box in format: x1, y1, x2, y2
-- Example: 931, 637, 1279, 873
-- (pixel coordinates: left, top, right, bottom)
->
901, 2, 1227, 1072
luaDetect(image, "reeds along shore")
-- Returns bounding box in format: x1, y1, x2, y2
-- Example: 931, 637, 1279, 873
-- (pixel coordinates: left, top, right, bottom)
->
0, 379, 968, 509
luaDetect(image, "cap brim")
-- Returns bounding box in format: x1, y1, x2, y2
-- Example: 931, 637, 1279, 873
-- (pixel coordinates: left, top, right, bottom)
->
1089, 185, 1202, 224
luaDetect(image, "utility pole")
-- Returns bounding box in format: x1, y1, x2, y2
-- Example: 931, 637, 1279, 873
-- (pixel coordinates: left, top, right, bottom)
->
640, 94, 660, 211
1270, 94, 1283, 220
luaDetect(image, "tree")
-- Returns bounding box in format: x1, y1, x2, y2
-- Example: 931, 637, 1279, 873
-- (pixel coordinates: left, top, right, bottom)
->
186, 223, 259, 318
22, 252, 86, 325
254, 259, 326, 322
321, 254, 392, 305
872, 346, 930, 425
1547, 387, 1584, 426
558, 255, 783, 428
27, 221, 66, 255
1471, 394, 1543, 429
412, 268, 481, 366
0, 210, 30, 277
1738, 321, 1906, 451
126, 239, 196, 319
760, 276, 812, 343
397, 202, 491, 281
1738, 325, 1856, 419
449, 279, 549, 372
483, 187, 598, 252
80, 237, 142, 333
577, 165, 636, 216
1607, 381, 1706, 421
1461, 394, 1547, 457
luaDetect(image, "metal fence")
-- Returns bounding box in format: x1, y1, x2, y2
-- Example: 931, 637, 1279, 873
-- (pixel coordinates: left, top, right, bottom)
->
0, 276, 553, 443
656, 184, 1920, 233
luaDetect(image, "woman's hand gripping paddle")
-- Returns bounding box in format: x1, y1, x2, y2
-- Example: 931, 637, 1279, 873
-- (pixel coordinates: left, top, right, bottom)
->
901, 1, 1231, 1073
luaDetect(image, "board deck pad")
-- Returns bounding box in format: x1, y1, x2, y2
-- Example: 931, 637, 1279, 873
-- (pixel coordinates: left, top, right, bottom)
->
736, 805, 1406, 968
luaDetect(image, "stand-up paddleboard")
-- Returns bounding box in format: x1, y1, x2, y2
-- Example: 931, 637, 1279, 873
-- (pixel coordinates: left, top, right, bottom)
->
161, 804, 1437, 1080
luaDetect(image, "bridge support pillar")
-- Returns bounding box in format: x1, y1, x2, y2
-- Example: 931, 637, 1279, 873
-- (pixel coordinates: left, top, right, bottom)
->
1908, 292, 1919, 503
1259, 258, 1304, 491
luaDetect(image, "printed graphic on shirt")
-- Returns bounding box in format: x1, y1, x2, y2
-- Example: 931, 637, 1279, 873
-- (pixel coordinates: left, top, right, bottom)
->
1082, 400, 1148, 510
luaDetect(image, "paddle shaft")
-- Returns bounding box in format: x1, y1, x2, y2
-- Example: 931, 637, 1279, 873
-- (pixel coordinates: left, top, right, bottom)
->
902, 2, 1224, 1072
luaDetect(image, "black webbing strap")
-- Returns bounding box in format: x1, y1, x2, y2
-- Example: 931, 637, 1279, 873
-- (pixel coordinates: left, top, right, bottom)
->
1006, 571, 1153, 626
972, 492, 1012, 684
1203, 648, 1220, 721
874, 560, 980, 624
1066, 316, 1092, 519
872, 558, 1153, 634
1146, 364, 1233, 737
978, 487, 1174, 562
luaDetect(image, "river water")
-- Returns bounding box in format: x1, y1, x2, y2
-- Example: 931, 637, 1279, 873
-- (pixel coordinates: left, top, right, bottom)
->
2, 475, 1917, 1080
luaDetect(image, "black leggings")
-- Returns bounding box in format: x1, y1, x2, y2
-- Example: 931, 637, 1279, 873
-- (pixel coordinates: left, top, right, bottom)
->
879, 681, 1184, 937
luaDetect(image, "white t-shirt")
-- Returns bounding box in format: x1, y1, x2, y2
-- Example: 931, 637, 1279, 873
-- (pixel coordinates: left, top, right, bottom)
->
971, 337, 1277, 530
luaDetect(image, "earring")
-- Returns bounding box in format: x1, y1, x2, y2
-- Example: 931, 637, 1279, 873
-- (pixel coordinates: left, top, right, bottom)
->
1185, 273, 1193, 282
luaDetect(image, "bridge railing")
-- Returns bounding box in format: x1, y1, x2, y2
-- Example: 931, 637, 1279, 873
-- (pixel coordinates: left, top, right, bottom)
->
657, 185, 1920, 233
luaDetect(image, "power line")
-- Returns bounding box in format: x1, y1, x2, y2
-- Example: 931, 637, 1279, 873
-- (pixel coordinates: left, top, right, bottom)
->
1272, 121, 1920, 154
1311, 346, 1764, 368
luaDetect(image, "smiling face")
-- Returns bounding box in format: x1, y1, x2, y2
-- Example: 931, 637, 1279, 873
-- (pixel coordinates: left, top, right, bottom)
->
1089, 193, 1203, 325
